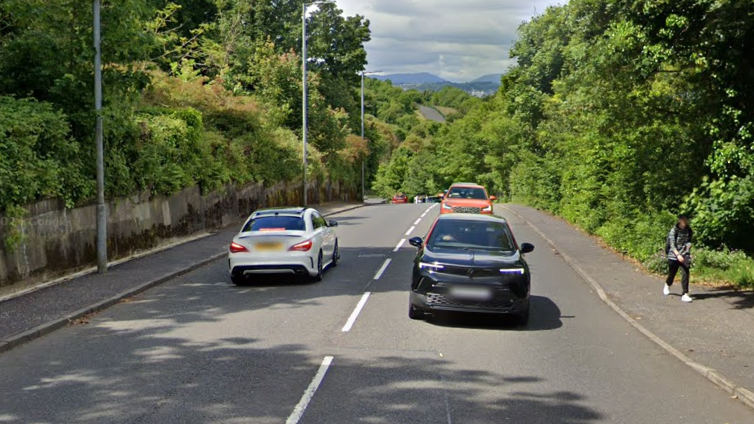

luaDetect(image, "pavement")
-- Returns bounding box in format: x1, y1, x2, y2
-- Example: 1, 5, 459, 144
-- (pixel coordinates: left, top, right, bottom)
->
0, 203, 752, 423
504, 204, 754, 406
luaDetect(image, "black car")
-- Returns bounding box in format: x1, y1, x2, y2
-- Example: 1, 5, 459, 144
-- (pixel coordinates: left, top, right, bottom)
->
408, 214, 534, 324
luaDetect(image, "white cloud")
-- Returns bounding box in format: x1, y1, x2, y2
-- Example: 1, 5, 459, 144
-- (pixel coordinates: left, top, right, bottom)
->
335, 0, 563, 81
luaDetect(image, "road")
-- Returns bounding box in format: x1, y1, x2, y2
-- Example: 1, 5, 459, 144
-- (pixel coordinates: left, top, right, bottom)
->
419, 105, 446, 123
0, 204, 751, 423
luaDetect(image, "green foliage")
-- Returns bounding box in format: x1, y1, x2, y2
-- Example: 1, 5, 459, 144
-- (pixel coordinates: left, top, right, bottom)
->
0, 97, 91, 210
0, 0, 373, 216
374, 0, 754, 287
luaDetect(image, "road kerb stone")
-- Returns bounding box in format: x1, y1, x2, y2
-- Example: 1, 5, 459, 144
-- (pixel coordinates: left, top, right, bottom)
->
501, 205, 754, 412
734, 387, 754, 410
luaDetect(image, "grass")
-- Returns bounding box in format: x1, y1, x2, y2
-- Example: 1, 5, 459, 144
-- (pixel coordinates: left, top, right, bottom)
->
435, 106, 458, 117
530, 205, 754, 289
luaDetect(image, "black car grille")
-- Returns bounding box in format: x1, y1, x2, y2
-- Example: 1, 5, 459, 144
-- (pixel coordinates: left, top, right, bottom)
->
452, 206, 482, 214
440, 265, 499, 278
426, 293, 514, 309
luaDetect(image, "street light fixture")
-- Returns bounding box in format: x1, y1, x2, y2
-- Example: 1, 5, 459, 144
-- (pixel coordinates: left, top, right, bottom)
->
361, 71, 382, 202
302, 0, 335, 206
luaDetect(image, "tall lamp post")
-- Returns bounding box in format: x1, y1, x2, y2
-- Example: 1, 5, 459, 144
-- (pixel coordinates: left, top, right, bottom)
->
302, 2, 308, 206
93, 0, 107, 273
360, 71, 381, 203
301, 0, 334, 206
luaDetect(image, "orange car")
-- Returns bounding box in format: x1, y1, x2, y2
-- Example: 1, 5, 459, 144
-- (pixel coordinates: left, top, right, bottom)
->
440, 183, 496, 215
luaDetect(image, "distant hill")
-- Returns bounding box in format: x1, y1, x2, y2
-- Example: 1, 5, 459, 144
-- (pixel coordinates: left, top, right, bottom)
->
373, 72, 502, 97
471, 74, 503, 85
374, 73, 448, 85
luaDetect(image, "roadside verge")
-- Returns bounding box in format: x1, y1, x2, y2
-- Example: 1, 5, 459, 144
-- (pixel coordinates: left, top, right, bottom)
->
0, 202, 369, 355
502, 204, 754, 410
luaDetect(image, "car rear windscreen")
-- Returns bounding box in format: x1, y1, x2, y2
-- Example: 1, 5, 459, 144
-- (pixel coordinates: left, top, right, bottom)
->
243, 216, 305, 232
428, 220, 515, 252
447, 187, 488, 200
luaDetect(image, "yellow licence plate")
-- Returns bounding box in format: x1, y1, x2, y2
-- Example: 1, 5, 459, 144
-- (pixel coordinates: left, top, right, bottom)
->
256, 242, 283, 251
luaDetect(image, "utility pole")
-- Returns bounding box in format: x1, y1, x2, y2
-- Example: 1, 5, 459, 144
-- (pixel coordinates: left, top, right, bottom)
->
302, 1, 308, 206
93, 0, 107, 273
360, 71, 381, 203
361, 72, 365, 202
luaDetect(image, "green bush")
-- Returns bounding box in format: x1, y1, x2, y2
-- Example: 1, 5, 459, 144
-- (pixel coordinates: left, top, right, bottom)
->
0, 96, 91, 211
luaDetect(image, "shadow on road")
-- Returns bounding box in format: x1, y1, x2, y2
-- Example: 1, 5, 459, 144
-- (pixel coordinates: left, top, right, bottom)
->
692, 287, 754, 309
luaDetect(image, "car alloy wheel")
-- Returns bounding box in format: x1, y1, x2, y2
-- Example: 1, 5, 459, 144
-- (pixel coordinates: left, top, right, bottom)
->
331, 241, 339, 267
312, 250, 324, 282
230, 272, 246, 286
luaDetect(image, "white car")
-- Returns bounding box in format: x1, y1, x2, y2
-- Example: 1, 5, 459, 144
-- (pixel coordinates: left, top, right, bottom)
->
228, 207, 339, 284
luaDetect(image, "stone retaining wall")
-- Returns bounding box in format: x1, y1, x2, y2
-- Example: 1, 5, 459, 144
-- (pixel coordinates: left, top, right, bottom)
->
0, 180, 355, 296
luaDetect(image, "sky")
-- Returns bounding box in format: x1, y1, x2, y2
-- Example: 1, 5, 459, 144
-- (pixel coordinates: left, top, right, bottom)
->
336, 0, 563, 82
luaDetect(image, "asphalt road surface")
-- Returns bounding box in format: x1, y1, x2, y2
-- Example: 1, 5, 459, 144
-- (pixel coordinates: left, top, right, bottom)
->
0, 204, 751, 423
419, 106, 446, 123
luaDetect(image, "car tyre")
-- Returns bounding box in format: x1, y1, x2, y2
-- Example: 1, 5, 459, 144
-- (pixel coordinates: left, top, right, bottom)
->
311, 250, 324, 282
230, 272, 246, 286
408, 303, 427, 320
331, 241, 339, 267
515, 301, 530, 326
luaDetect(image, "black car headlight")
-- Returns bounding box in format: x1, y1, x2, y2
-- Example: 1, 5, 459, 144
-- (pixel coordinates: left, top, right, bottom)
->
419, 262, 445, 272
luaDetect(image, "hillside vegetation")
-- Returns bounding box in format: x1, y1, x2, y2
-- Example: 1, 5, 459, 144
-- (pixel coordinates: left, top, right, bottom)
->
374, 0, 754, 287
0, 0, 372, 227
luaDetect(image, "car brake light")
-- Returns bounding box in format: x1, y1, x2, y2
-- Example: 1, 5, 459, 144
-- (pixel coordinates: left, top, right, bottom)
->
230, 242, 248, 253
289, 239, 313, 252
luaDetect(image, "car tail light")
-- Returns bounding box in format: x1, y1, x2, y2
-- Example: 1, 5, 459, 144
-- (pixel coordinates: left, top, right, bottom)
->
289, 239, 313, 252
230, 242, 248, 253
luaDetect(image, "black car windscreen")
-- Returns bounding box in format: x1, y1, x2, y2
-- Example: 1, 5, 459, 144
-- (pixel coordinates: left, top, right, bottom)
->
446, 187, 488, 200
243, 216, 305, 232
428, 220, 515, 251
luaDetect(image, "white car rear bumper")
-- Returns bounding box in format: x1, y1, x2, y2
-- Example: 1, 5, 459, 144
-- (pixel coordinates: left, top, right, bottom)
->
229, 252, 318, 277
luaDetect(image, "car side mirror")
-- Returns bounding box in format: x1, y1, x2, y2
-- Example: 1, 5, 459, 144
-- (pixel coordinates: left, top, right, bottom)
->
409, 237, 423, 248
490, 195, 497, 201
520, 243, 534, 254
329, 220, 339, 227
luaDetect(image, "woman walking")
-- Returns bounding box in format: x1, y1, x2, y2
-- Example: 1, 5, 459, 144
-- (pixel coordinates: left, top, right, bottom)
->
664, 214, 693, 302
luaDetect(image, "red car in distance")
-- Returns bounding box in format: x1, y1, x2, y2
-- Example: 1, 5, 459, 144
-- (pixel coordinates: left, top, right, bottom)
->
392, 193, 409, 204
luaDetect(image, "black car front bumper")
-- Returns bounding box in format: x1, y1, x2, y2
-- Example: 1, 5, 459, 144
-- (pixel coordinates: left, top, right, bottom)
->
410, 271, 530, 315
410, 291, 528, 315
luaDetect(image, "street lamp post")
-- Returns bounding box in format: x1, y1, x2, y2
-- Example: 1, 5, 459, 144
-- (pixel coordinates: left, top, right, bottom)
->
302, 2, 308, 206
360, 72, 365, 202
93, 0, 107, 273
301, 0, 335, 207
360, 71, 381, 203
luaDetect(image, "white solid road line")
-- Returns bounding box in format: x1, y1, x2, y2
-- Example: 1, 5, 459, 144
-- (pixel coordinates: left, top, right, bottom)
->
414, 218, 422, 225
405, 226, 416, 236
394, 239, 406, 252
374, 258, 392, 280
286, 356, 335, 424
341, 292, 371, 332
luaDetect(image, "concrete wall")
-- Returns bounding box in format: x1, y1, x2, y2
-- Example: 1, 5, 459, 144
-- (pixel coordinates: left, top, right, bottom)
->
0, 180, 355, 297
